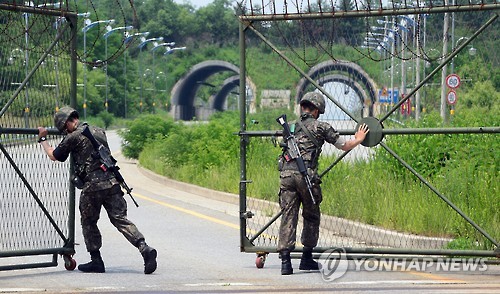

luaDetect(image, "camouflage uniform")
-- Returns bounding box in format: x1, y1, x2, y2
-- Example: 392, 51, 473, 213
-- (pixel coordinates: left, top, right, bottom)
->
52, 122, 145, 253
278, 104, 345, 252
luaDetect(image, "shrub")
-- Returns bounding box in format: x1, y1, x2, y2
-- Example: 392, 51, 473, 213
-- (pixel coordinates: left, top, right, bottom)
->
119, 114, 179, 159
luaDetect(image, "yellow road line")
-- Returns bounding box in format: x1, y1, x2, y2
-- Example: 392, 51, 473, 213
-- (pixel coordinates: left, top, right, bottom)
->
134, 193, 239, 229
406, 271, 466, 283
134, 192, 294, 247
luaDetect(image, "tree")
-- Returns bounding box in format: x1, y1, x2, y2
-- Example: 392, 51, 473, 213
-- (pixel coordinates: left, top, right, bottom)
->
195, 0, 239, 47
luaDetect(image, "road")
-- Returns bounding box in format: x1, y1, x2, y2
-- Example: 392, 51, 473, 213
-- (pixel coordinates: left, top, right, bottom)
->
0, 130, 498, 293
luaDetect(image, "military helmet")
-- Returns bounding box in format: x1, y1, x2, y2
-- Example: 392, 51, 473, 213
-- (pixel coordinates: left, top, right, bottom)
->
54, 106, 79, 132
300, 92, 325, 114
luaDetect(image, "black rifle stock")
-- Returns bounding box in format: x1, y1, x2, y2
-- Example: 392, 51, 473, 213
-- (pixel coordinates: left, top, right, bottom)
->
81, 125, 139, 207
276, 114, 316, 205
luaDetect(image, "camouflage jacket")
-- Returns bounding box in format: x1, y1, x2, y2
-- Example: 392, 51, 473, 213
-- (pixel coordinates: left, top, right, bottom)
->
281, 113, 341, 171
53, 122, 117, 191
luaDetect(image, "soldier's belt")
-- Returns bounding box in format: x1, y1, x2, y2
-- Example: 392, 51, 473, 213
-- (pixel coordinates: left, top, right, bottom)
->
281, 160, 313, 171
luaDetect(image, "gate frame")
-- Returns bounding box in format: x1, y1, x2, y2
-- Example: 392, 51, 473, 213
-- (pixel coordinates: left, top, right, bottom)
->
237, 5, 499, 260
0, 4, 78, 271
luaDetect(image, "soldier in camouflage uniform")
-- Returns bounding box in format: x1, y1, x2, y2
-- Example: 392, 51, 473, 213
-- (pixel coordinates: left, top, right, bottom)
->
37, 106, 157, 274
278, 92, 369, 275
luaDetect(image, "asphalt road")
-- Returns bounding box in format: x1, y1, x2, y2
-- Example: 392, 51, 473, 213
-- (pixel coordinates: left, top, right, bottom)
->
0, 130, 498, 293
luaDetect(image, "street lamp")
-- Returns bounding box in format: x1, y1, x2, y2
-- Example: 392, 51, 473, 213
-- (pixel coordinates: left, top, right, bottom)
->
122, 32, 149, 118
378, 17, 412, 112
82, 18, 115, 119
156, 71, 167, 109
164, 46, 187, 55
103, 25, 133, 112
151, 42, 175, 109
137, 36, 163, 112
163, 46, 186, 108
374, 19, 399, 108
451, 36, 477, 73
376, 19, 409, 33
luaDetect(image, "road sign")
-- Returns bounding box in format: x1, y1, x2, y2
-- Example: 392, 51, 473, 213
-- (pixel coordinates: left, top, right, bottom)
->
400, 94, 411, 115
446, 74, 461, 89
446, 90, 457, 105
378, 88, 399, 104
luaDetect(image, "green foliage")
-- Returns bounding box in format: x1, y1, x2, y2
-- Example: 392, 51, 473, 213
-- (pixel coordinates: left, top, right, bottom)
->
446, 238, 487, 251
377, 107, 498, 180
97, 111, 114, 129
84, 116, 105, 128
119, 114, 179, 159
138, 109, 292, 193
461, 80, 499, 110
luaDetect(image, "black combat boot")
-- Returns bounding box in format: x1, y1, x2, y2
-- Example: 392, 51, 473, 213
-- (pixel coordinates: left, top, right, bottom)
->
299, 247, 319, 271
280, 250, 293, 275
138, 240, 157, 274
78, 251, 105, 273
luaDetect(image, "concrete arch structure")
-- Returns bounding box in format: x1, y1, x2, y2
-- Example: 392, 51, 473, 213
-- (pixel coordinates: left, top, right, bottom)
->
295, 60, 378, 117
211, 75, 239, 111
210, 75, 257, 113
170, 60, 240, 120
317, 74, 369, 118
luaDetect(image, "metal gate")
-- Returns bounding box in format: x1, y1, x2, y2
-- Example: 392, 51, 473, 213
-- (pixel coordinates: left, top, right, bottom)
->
0, 3, 78, 271
236, 1, 499, 267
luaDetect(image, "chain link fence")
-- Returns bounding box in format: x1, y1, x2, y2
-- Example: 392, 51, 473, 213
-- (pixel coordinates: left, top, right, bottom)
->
236, 0, 499, 267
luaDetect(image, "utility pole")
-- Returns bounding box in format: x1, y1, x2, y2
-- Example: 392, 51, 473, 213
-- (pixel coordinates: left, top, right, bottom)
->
440, 0, 450, 122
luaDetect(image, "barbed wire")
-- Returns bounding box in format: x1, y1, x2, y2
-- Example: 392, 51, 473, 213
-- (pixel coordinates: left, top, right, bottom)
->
0, 0, 137, 67
236, 0, 498, 66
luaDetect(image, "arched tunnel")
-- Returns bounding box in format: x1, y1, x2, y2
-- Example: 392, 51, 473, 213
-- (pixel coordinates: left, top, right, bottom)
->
295, 60, 378, 117
170, 60, 240, 120
171, 59, 378, 120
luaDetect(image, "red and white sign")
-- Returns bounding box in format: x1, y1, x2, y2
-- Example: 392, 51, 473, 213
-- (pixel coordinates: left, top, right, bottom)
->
447, 90, 457, 105
446, 74, 461, 89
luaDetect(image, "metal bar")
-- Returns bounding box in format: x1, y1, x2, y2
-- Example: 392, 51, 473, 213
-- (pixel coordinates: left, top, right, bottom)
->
237, 126, 499, 138
245, 23, 359, 122
244, 245, 498, 257
382, 127, 500, 135
0, 143, 70, 243
239, 4, 500, 21
0, 21, 71, 118
68, 12, 78, 254
0, 127, 61, 136
0, 252, 59, 271
0, 3, 78, 17
0, 261, 57, 271
0, 247, 74, 258
239, 21, 249, 252
380, 14, 498, 123
306, 254, 499, 263
381, 142, 499, 247
249, 211, 283, 243
237, 130, 281, 137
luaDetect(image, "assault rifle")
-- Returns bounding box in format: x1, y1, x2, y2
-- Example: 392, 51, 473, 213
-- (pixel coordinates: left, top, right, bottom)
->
81, 125, 139, 207
276, 114, 316, 205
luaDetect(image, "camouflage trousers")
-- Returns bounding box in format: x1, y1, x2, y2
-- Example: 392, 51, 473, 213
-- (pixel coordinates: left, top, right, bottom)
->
79, 184, 145, 252
277, 170, 322, 252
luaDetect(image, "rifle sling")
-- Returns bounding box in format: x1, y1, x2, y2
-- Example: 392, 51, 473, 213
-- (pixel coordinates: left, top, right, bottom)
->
295, 120, 321, 149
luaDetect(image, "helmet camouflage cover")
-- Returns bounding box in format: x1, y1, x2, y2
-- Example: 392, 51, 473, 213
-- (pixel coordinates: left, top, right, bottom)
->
300, 92, 325, 114
54, 106, 79, 132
